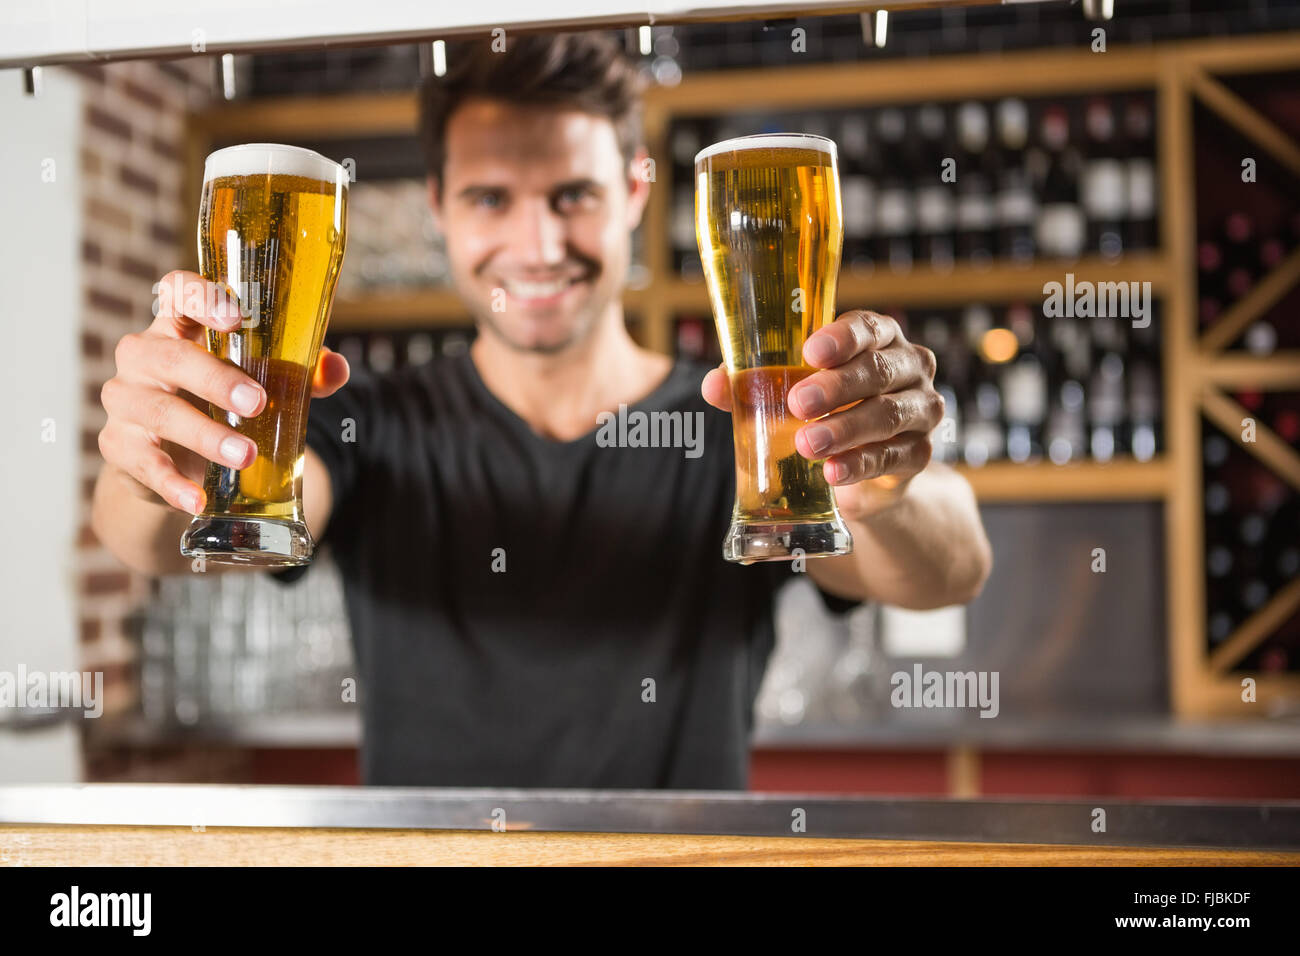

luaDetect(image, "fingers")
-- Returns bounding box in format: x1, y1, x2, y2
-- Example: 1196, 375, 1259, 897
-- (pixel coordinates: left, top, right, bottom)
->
312, 347, 351, 399
98, 421, 206, 514
149, 270, 246, 338
795, 388, 946, 460
789, 342, 931, 420
700, 362, 732, 413
802, 310, 901, 368
101, 379, 257, 471
823, 432, 934, 486
114, 332, 266, 417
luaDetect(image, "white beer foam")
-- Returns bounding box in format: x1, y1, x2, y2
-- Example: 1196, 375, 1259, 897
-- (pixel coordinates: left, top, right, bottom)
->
203, 143, 346, 184
694, 133, 837, 166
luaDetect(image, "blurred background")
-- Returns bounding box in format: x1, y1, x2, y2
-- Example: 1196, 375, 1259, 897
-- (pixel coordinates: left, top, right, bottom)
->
1, 0, 1298, 797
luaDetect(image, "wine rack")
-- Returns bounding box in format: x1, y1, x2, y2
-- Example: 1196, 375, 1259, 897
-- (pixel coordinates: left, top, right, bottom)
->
667, 91, 1158, 281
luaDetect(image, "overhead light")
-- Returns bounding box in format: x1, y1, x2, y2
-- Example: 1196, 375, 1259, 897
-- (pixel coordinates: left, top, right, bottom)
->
1082, 0, 1115, 21
861, 10, 889, 49
432, 39, 446, 77
639, 25, 653, 56
221, 53, 235, 100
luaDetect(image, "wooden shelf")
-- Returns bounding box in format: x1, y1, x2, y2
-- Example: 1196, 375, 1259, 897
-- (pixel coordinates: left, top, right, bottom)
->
668, 253, 1172, 311
329, 285, 660, 330
331, 252, 1173, 330
1192, 352, 1300, 388
331, 287, 468, 330
955, 459, 1171, 502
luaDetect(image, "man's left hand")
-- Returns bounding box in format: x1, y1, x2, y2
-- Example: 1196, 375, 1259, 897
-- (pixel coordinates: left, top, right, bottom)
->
701, 309, 945, 521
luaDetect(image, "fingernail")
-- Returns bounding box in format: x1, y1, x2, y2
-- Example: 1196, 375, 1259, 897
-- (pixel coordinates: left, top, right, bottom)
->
803, 424, 832, 456
792, 383, 825, 418
215, 291, 243, 326
170, 481, 201, 514
824, 460, 845, 484
805, 336, 836, 365
230, 383, 262, 416
221, 436, 253, 467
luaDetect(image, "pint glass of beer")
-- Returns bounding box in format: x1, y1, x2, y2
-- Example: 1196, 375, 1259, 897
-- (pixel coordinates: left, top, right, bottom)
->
180, 144, 348, 566
696, 134, 852, 564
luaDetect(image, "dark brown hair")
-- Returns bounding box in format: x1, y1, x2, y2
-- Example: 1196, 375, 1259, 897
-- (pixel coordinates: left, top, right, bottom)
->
417, 32, 646, 186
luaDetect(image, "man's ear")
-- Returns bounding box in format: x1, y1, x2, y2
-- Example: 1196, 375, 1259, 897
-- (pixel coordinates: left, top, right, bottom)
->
624, 146, 653, 230
426, 175, 443, 233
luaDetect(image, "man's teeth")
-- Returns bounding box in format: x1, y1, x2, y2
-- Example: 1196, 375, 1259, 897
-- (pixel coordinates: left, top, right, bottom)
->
504, 278, 573, 298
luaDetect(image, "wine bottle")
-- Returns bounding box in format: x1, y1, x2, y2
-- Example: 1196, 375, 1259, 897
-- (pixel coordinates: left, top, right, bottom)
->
839, 112, 876, 273
1034, 103, 1086, 260
1088, 351, 1125, 461
1221, 212, 1256, 301
994, 99, 1034, 264
676, 316, 706, 360
1202, 451, 1239, 645
670, 120, 701, 172
873, 107, 915, 273
1123, 95, 1158, 250
1198, 237, 1226, 329
671, 180, 696, 250
914, 104, 957, 270
960, 305, 1005, 465
921, 315, 962, 463
1081, 96, 1126, 261
1128, 359, 1160, 462
954, 101, 996, 265
999, 303, 1047, 462
405, 332, 436, 366
367, 334, 396, 373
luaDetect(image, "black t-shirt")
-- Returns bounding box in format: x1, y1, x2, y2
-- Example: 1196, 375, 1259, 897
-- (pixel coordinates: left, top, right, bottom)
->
272, 351, 858, 788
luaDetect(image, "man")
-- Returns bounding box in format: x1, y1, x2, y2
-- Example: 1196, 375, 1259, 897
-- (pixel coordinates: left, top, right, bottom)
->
92, 33, 991, 788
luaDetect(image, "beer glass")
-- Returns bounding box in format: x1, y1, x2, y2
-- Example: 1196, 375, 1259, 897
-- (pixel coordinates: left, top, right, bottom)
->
695, 134, 853, 564
180, 143, 348, 566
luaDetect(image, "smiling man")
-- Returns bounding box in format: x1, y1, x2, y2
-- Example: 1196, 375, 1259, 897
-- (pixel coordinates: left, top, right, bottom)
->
91, 32, 991, 789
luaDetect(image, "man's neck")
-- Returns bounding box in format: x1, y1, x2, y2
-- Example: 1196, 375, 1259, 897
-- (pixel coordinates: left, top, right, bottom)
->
469, 305, 673, 441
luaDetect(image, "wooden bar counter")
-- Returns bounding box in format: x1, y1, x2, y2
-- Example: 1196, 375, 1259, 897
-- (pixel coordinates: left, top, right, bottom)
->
2, 785, 1297, 866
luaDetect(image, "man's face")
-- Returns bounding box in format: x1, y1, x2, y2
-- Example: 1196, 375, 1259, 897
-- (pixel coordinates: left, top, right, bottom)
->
430, 98, 649, 354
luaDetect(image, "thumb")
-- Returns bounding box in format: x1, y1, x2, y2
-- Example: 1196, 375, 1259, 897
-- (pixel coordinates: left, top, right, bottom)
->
701, 363, 732, 413
311, 347, 350, 398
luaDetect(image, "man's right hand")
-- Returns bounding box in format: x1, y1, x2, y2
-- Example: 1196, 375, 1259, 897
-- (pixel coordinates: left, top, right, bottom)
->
97, 270, 350, 516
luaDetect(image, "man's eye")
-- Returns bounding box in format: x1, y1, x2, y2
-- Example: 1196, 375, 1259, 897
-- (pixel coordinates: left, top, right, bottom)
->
475, 193, 502, 209
557, 186, 591, 206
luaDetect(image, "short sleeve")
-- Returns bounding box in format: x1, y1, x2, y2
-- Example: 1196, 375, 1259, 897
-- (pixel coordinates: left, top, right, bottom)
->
814, 585, 864, 616
269, 363, 385, 586
756, 560, 865, 616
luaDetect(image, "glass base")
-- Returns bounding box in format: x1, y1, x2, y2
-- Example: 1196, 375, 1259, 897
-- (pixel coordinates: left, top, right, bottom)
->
180, 515, 313, 568
723, 519, 853, 565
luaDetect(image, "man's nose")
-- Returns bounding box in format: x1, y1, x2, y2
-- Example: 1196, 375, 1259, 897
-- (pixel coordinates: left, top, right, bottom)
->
507, 198, 566, 267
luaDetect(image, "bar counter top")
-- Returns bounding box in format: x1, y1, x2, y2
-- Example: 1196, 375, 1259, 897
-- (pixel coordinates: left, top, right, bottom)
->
80, 713, 1300, 756
1, 785, 1297, 865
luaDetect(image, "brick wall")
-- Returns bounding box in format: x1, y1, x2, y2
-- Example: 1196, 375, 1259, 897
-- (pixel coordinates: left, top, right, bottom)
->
71, 58, 211, 728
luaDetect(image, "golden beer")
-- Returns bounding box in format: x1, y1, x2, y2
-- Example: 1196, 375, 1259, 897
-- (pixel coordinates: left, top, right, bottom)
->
695, 134, 852, 563
180, 144, 348, 566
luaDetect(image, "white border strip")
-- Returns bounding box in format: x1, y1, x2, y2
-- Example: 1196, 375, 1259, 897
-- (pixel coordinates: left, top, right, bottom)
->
0, 1, 941, 69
